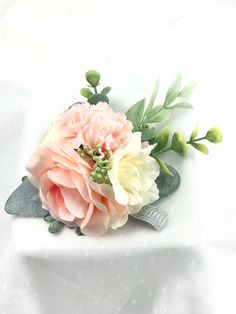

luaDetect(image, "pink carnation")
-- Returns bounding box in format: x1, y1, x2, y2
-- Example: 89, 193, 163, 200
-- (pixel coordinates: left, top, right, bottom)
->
54, 102, 133, 152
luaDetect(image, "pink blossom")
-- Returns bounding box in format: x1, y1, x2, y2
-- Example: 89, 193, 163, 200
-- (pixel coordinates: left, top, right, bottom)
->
26, 102, 133, 236
26, 143, 128, 236
54, 102, 133, 152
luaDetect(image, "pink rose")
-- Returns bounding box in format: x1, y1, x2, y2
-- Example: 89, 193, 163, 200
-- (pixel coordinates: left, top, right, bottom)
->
26, 143, 128, 236
54, 102, 133, 152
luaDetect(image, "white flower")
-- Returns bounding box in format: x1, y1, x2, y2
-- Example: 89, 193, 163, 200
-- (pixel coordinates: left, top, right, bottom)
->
108, 132, 160, 214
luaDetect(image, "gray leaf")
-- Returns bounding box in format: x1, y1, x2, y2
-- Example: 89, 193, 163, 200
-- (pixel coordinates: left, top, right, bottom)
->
156, 164, 180, 199
4, 177, 48, 217
44, 214, 55, 223
48, 220, 64, 234
75, 226, 84, 236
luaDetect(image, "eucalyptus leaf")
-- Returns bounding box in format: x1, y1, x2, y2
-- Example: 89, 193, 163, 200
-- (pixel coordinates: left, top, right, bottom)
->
80, 88, 93, 98
168, 102, 193, 109
171, 132, 188, 156
191, 142, 209, 155
151, 127, 169, 150
85, 70, 100, 87
147, 107, 171, 123
48, 220, 64, 234
164, 74, 182, 106
155, 164, 180, 199
145, 79, 160, 116
178, 82, 196, 98
141, 128, 159, 141
190, 124, 199, 141
5, 177, 48, 217
101, 86, 111, 95
147, 105, 163, 117
156, 158, 174, 176
125, 98, 145, 130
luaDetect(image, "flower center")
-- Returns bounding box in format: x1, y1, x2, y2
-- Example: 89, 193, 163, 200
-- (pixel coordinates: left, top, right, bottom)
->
75, 144, 111, 184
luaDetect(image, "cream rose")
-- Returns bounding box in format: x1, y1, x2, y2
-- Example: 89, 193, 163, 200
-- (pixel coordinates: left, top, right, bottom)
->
108, 132, 160, 213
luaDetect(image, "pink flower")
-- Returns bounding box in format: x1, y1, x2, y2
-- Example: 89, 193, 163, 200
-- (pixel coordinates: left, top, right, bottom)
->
26, 143, 129, 236
54, 102, 133, 152
26, 102, 134, 235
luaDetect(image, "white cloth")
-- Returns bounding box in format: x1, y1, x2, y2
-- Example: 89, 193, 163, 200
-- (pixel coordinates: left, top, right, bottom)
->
0, 0, 236, 313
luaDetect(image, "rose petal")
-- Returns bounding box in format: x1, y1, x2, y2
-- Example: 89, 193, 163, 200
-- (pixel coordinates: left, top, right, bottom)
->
81, 206, 110, 236
47, 167, 75, 188
60, 187, 88, 218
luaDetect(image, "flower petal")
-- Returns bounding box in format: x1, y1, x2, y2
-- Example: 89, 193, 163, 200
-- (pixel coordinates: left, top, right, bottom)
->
47, 168, 75, 188
60, 187, 88, 218
81, 206, 110, 236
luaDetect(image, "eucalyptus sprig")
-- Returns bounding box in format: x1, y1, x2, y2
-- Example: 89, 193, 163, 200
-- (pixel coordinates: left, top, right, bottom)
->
125, 74, 195, 132
187, 125, 223, 154
150, 126, 222, 158
147, 125, 222, 175
80, 70, 111, 105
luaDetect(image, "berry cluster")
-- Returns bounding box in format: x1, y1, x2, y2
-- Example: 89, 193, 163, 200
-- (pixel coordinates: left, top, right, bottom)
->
76, 144, 111, 184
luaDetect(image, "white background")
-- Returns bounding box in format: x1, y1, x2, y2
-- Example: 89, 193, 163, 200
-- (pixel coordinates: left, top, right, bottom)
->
0, 0, 236, 313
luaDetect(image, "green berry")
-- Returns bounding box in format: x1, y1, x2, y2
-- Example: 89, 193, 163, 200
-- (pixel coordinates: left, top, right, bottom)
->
97, 173, 103, 180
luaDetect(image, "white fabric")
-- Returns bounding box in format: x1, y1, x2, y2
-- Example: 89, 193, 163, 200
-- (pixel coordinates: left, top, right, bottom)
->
0, 0, 236, 313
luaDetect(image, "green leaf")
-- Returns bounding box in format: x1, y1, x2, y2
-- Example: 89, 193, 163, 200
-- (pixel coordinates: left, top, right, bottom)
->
164, 74, 182, 106
125, 98, 145, 130
75, 226, 84, 236
145, 79, 160, 116
155, 164, 180, 199
190, 124, 199, 141
80, 88, 93, 98
147, 105, 163, 116
147, 107, 171, 123
168, 102, 193, 109
88, 93, 109, 105
44, 214, 55, 223
141, 128, 159, 141
191, 143, 209, 155
156, 158, 173, 176
5, 178, 48, 217
171, 132, 188, 156
101, 86, 111, 95
178, 82, 196, 98
152, 127, 169, 150
206, 127, 223, 143
85, 70, 100, 87
48, 220, 64, 234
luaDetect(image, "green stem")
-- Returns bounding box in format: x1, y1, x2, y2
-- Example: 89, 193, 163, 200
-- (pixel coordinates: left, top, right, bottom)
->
152, 147, 172, 157
187, 136, 206, 144
94, 86, 98, 94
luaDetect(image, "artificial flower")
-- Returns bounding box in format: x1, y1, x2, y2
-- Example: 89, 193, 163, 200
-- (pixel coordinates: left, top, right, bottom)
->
108, 132, 160, 213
